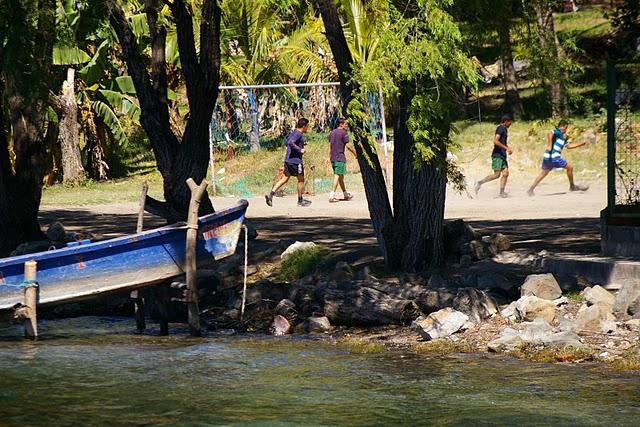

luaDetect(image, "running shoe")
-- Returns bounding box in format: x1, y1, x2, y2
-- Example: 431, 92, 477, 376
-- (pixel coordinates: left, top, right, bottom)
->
342, 193, 353, 201
297, 199, 312, 207
265, 194, 273, 207
570, 184, 589, 192
329, 197, 339, 203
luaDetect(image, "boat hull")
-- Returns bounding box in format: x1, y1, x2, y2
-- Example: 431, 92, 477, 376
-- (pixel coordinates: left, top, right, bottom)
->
0, 200, 248, 310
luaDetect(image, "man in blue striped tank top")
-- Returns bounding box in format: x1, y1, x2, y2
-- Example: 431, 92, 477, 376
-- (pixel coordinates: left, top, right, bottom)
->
526, 119, 589, 196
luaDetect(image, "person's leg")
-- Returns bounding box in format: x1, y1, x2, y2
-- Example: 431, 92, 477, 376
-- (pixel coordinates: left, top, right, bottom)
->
330, 174, 340, 201
338, 175, 346, 192
297, 175, 311, 206
296, 176, 304, 199
338, 175, 353, 200
499, 168, 509, 196
527, 169, 550, 196
567, 162, 589, 191
265, 175, 289, 206
475, 170, 501, 194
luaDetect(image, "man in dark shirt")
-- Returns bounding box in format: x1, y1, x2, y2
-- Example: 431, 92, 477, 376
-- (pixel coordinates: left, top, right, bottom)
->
265, 117, 312, 207
327, 118, 356, 202
474, 114, 514, 198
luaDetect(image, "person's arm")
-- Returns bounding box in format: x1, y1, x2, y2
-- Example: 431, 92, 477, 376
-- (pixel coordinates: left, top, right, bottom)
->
348, 145, 357, 156
287, 134, 304, 153
546, 130, 554, 152
345, 134, 356, 156
566, 140, 586, 149
494, 131, 513, 154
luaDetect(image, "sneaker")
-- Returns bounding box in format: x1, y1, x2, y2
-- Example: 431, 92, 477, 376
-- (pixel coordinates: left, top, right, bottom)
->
342, 193, 353, 201
570, 184, 589, 192
265, 193, 273, 207
498, 192, 509, 198
329, 197, 339, 203
474, 181, 481, 195
297, 198, 312, 207
526, 189, 535, 197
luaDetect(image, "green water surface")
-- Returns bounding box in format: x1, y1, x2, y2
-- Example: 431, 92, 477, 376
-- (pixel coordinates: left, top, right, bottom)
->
0, 317, 638, 426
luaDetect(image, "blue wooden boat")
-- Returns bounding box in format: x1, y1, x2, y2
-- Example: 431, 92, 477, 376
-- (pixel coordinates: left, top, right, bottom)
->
0, 200, 248, 310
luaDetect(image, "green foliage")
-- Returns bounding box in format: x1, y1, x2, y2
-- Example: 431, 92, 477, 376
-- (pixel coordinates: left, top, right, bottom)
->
350, 0, 477, 185
277, 245, 331, 281
609, 0, 640, 59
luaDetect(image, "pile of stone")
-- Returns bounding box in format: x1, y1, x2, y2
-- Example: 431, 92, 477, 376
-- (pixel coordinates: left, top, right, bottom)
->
10, 221, 95, 256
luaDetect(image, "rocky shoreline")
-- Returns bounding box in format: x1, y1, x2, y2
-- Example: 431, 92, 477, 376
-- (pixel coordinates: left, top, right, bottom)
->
197, 219, 640, 369
20, 218, 640, 370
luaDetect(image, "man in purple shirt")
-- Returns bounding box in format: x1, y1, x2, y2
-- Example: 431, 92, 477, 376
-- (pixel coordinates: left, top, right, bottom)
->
327, 118, 356, 202
265, 118, 312, 207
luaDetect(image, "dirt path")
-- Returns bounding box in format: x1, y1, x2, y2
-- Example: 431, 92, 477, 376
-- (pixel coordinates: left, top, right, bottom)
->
39, 181, 606, 261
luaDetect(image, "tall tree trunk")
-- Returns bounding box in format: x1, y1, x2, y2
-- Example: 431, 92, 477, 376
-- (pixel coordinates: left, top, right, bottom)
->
532, 0, 566, 117
391, 91, 447, 270
497, 21, 524, 118
312, 0, 397, 268
313, 0, 446, 272
0, 0, 54, 254
0, 88, 20, 255
51, 67, 85, 184
107, 0, 220, 222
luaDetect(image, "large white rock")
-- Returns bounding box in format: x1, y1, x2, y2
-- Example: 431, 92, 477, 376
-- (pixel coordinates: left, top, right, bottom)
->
574, 303, 617, 334
488, 318, 583, 352
515, 295, 556, 323
521, 273, 562, 301
281, 241, 317, 260
411, 308, 470, 340
581, 285, 615, 308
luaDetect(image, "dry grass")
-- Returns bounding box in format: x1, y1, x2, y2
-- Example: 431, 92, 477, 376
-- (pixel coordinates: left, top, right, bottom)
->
411, 339, 475, 355
347, 340, 386, 354
607, 349, 640, 372
512, 344, 597, 363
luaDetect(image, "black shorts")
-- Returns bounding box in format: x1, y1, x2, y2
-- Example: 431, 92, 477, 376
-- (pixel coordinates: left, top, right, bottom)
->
284, 162, 304, 177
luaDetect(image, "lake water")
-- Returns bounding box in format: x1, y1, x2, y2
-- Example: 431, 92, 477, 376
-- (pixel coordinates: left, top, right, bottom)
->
0, 317, 638, 426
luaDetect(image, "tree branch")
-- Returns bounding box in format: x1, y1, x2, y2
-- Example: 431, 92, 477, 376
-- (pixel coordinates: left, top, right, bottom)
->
168, 0, 201, 112
145, 0, 170, 125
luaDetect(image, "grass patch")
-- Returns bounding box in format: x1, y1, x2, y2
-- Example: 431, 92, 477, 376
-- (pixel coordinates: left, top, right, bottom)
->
412, 339, 475, 356
348, 340, 386, 354
608, 350, 640, 372
513, 344, 596, 363
41, 172, 164, 206
451, 116, 607, 185
213, 131, 366, 197
554, 7, 611, 39
565, 291, 586, 302
277, 245, 331, 281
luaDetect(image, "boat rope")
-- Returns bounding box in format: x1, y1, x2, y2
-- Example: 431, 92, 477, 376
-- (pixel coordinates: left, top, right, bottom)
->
186, 224, 199, 230
240, 224, 249, 321
0, 279, 39, 289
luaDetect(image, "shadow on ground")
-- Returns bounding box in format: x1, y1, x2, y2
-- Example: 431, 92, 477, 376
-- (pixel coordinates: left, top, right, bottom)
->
40, 208, 601, 259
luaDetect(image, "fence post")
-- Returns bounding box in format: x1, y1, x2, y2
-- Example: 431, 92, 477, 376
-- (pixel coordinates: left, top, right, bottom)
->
23, 260, 38, 339
185, 178, 209, 337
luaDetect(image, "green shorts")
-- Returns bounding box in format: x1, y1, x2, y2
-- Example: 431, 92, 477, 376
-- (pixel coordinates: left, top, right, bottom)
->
491, 156, 508, 171
332, 161, 346, 175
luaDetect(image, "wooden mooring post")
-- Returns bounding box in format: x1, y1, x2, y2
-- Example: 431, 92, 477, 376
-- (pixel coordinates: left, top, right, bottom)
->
185, 178, 208, 337
22, 260, 39, 339
132, 181, 149, 332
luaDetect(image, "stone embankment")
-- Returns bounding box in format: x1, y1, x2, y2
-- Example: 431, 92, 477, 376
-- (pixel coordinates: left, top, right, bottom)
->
202, 219, 639, 364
